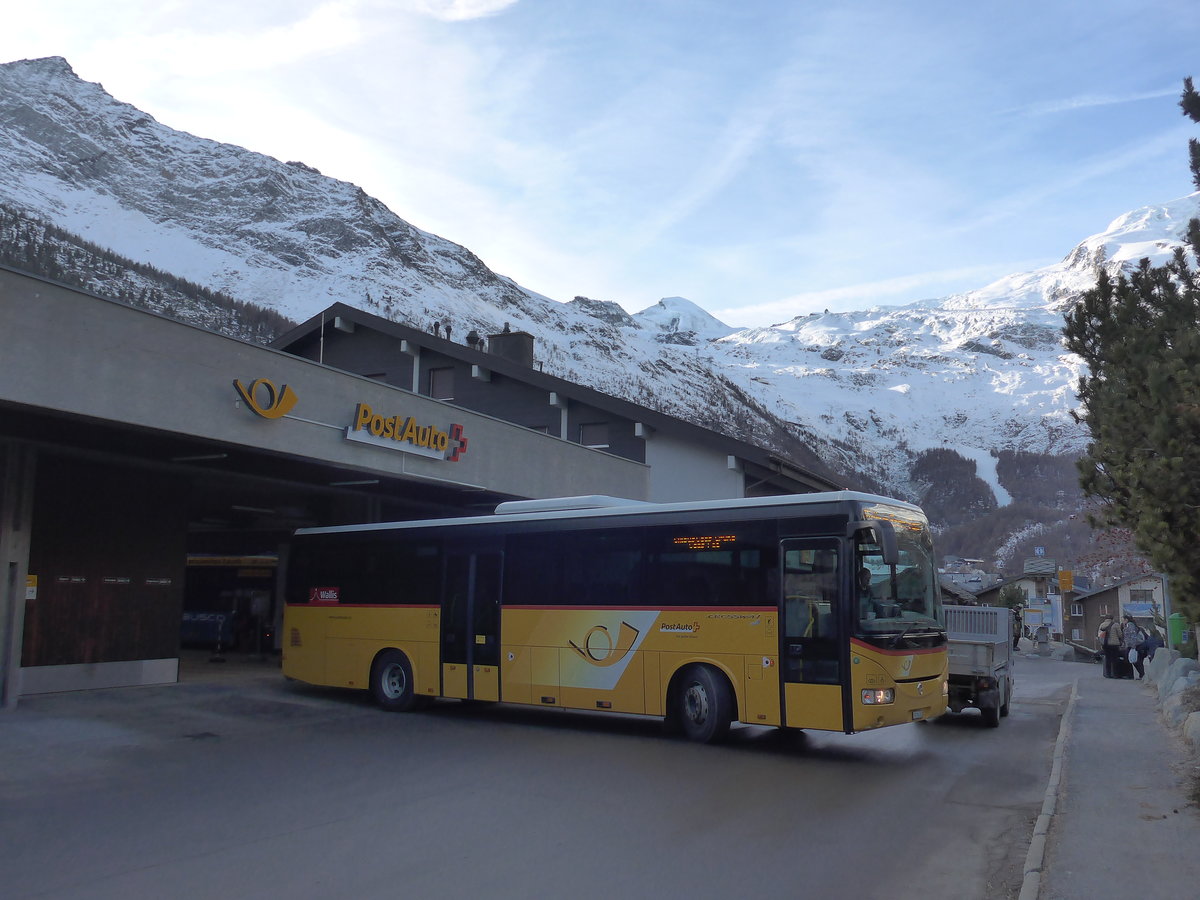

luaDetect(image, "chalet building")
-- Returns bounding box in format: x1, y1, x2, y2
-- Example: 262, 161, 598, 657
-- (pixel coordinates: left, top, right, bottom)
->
1069, 575, 1166, 651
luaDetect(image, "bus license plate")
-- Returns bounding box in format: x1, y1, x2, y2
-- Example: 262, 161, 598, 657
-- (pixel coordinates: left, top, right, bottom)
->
911, 710, 924, 720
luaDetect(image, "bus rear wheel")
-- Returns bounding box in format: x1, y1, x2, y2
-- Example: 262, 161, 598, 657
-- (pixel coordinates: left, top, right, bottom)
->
370, 650, 420, 712
671, 665, 734, 744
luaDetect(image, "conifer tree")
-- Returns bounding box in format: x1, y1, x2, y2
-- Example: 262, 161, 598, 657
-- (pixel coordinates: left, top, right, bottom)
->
1182, 77, 1200, 190
1181, 76, 1200, 122
1064, 77, 1200, 621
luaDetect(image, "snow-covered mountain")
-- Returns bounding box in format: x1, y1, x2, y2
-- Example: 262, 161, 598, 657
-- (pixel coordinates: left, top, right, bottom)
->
4, 56, 1199, 558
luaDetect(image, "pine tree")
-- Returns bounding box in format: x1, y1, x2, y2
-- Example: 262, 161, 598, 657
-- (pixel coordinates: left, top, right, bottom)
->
1182, 77, 1200, 190
1062, 77, 1200, 623
997, 584, 1028, 610
1063, 239, 1200, 622
1180, 76, 1200, 122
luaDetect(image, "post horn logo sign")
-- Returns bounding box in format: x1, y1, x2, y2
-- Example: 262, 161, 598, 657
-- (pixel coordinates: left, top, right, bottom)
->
234, 378, 298, 419
569, 622, 641, 668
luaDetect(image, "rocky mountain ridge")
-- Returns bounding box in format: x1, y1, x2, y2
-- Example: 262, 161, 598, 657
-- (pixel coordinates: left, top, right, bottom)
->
4, 56, 1199, 572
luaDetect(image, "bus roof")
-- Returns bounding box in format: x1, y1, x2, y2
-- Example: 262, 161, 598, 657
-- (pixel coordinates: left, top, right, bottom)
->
293, 490, 926, 537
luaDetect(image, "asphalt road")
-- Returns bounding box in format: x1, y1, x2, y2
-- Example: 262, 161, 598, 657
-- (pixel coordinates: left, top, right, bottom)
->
0, 652, 1078, 900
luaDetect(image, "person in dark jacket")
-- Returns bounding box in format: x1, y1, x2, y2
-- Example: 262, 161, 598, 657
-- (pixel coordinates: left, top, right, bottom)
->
1098, 615, 1121, 677
1120, 614, 1144, 679
1138, 628, 1163, 664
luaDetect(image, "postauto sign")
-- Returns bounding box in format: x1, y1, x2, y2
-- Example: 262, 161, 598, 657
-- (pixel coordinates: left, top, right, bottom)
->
346, 402, 469, 462
234, 379, 469, 462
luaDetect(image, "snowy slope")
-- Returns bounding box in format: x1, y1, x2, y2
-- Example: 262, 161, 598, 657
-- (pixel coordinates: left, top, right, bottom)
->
4, 55, 1200, 514
714, 193, 1200, 497
632, 296, 738, 342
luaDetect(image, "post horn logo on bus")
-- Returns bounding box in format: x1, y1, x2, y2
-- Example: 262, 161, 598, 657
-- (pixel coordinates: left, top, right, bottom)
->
569, 622, 641, 667
348, 402, 469, 462
233, 378, 299, 419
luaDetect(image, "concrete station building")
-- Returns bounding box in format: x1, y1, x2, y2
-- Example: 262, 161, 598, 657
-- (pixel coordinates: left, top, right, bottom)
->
1, 264, 839, 708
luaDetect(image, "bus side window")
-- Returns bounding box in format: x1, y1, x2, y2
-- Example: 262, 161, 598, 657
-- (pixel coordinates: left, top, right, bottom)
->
783, 574, 812, 638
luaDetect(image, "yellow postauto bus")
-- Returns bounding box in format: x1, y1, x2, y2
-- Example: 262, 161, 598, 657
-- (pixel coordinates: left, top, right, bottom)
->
283, 492, 948, 742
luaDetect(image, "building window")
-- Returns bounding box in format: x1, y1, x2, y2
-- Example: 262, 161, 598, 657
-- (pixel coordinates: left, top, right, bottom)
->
428, 367, 455, 400
1099, 603, 1109, 616
1071, 628, 1081, 641
579, 422, 609, 449
1129, 588, 1154, 605
1071, 603, 1082, 616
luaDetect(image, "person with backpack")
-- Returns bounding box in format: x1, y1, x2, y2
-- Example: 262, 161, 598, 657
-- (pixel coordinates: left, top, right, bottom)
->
1121, 614, 1145, 679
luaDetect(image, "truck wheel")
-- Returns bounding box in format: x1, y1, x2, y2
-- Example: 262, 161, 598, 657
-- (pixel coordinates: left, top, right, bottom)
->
981, 704, 1000, 728
370, 650, 420, 712
1000, 681, 1012, 718
671, 665, 734, 744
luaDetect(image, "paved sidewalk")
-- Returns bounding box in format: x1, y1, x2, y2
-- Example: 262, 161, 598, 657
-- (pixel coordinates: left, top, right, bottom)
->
1036, 657, 1200, 899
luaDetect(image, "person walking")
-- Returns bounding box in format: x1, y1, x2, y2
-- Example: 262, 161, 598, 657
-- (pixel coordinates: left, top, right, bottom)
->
1120, 613, 1145, 679
1098, 614, 1121, 677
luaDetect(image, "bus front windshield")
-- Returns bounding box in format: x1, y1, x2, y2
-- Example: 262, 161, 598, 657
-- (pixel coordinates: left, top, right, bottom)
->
855, 526, 944, 648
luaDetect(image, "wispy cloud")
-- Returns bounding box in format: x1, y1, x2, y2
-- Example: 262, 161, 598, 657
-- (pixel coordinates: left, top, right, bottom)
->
626, 97, 775, 252
712, 263, 1037, 327
406, 0, 518, 22
1017, 86, 1179, 117
948, 128, 1188, 239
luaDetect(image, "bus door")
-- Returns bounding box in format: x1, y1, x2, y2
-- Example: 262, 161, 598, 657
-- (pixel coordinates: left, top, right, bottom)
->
780, 538, 846, 731
440, 550, 502, 702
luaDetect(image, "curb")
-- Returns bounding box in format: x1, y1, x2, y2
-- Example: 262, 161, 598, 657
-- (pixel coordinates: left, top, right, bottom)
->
1019, 677, 1078, 900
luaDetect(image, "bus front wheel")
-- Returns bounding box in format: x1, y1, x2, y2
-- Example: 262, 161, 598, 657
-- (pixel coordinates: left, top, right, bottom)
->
370, 650, 420, 712
670, 665, 734, 744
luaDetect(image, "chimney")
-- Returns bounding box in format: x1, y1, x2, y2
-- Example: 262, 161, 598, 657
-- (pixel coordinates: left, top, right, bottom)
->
488, 330, 535, 367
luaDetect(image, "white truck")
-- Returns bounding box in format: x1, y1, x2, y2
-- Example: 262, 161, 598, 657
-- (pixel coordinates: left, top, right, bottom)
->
944, 604, 1015, 728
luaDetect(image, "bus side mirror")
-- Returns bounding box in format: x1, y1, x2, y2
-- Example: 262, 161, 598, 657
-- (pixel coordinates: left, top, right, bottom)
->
876, 521, 899, 566
849, 520, 899, 566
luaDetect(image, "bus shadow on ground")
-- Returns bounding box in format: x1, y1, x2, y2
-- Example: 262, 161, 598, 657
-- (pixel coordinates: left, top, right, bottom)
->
385, 694, 908, 764
276, 679, 958, 765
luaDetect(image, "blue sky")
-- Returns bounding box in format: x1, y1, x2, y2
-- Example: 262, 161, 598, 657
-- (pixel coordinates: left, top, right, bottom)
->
5, 1, 1199, 326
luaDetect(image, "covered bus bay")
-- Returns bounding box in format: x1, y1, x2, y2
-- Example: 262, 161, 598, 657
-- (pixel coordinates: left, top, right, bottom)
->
0, 266, 647, 707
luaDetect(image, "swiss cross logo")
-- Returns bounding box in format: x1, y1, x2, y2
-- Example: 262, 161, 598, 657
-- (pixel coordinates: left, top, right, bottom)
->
448, 423, 469, 462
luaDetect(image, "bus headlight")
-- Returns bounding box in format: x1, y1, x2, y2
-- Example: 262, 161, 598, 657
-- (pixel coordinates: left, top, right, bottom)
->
861, 688, 895, 705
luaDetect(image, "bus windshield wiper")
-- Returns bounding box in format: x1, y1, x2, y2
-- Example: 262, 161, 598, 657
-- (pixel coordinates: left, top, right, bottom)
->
889, 621, 921, 649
